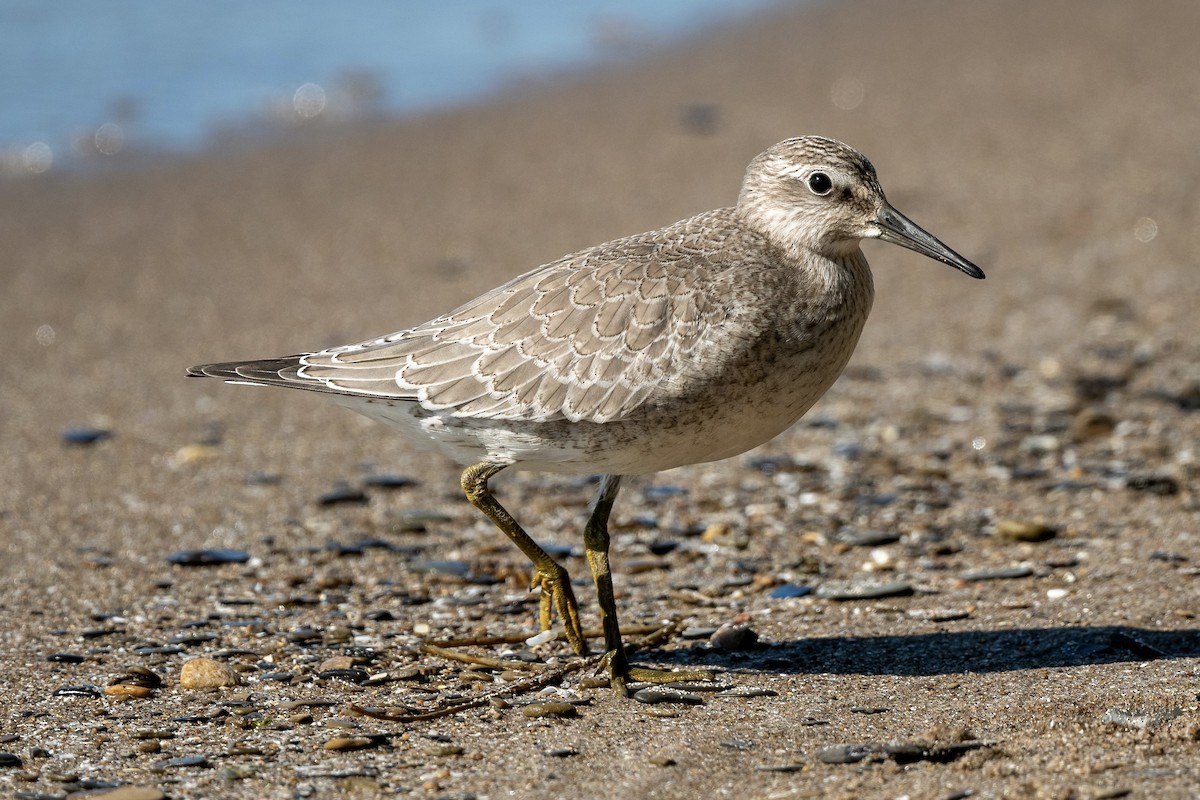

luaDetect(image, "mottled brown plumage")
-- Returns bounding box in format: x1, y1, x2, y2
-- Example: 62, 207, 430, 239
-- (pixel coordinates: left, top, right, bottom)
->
190, 136, 983, 691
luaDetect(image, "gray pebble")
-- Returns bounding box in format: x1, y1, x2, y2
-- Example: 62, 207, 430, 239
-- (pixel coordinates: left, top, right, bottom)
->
633, 687, 703, 705
817, 743, 876, 764
1125, 474, 1180, 496
836, 529, 901, 547
1101, 707, 1183, 729
151, 755, 210, 770
62, 426, 110, 445
959, 565, 1033, 582
816, 581, 914, 600
317, 482, 369, 506
0, 752, 22, 767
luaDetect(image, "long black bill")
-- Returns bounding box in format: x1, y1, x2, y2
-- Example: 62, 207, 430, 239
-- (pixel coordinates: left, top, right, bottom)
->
876, 203, 985, 279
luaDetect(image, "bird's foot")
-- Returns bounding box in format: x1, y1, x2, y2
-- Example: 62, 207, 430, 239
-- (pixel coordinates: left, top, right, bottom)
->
597, 650, 714, 696
531, 563, 587, 656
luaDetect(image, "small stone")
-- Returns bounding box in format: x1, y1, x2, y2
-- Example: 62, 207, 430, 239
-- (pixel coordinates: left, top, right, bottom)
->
1070, 408, 1116, 442
318, 656, 360, 671
172, 443, 220, 465
151, 755, 210, 770
105, 684, 153, 698
995, 520, 1057, 542
179, 657, 241, 689
1101, 708, 1183, 729
817, 744, 876, 764
362, 473, 417, 489
633, 688, 703, 705
543, 747, 578, 757
46, 653, 86, 663
1125, 474, 1180, 496
648, 754, 676, 767
815, 581, 914, 600
136, 740, 162, 754
318, 483, 369, 506
167, 548, 250, 567
522, 702, 577, 719
323, 736, 378, 752
0, 752, 22, 767
959, 565, 1033, 582
62, 426, 110, 445
906, 608, 971, 622
755, 763, 805, 773
317, 668, 369, 684
54, 684, 102, 698
836, 530, 901, 548
710, 623, 758, 651
769, 583, 812, 599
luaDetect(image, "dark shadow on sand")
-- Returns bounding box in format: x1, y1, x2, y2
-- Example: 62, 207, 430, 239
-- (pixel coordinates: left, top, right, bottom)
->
660, 626, 1200, 677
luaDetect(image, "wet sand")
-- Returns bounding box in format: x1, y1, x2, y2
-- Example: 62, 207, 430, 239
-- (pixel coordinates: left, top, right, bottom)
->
2, 0, 1199, 797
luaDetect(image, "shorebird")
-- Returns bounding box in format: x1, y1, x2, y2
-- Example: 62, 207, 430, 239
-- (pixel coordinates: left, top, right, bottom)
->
189, 136, 983, 693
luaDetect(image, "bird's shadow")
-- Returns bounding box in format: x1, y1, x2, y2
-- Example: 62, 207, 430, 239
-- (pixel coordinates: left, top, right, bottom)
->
658, 626, 1200, 676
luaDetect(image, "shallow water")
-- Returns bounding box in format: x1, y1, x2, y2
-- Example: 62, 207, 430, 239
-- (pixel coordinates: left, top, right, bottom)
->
0, 0, 787, 172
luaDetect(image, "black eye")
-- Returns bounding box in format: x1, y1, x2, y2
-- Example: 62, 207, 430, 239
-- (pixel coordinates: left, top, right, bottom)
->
807, 172, 833, 195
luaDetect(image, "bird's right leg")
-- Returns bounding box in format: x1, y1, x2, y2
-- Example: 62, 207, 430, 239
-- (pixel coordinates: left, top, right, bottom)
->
461, 462, 587, 656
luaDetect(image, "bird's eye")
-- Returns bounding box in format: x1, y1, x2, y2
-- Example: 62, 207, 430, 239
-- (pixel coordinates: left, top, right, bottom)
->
807, 172, 833, 196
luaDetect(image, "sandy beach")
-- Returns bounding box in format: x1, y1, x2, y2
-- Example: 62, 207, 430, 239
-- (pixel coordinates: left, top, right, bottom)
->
2, 0, 1199, 797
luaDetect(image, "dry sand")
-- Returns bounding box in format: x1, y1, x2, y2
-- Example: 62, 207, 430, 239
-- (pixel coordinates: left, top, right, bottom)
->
2, 0, 1199, 797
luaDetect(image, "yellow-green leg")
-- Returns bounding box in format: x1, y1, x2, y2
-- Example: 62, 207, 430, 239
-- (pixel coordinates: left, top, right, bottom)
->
585, 475, 713, 695
461, 462, 587, 656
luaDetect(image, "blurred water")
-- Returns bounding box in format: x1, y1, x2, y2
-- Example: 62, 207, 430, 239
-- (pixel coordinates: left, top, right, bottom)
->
0, 0, 785, 173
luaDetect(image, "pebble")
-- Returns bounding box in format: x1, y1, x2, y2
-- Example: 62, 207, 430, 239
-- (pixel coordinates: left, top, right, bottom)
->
362, 473, 417, 489
172, 443, 220, 465
1125, 474, 1180, 496
151, 755, 210, 770
817, 744, 876, 764
317, 668, 370, 684
680, 626, 719, 639
769, 583, 812, 599
632, 688, 703, 705
166, 548, 249, 567
710, 623, 758, 651
995, 519, 1057, 542
836, 529, 901, 548
907, 608, 971, 622
754, 763, 805, 773
105, 684, 153, 698
317, 483, 369, 506
62, 426, 110, 445
53, 684, 102, 698
815, 581, 914, 600
0, 752, 22, 767
179, 657, 241, 689
1101, 707, 1183, 729
959, 565, 1033, 582
719, 739, 755, 750
521, 702, 577, 719
323, 736, 380, 752
46, 653, 86, 664
543, 747, 578, 758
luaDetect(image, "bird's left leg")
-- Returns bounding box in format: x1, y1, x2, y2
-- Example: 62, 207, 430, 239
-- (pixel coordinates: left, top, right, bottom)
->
583, 474, 712, 695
